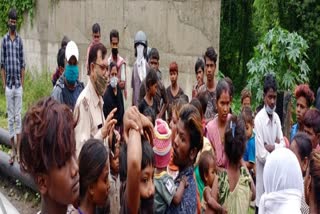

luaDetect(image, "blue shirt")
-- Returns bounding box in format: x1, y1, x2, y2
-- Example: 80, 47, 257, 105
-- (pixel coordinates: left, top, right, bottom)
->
167, 166, 197, 213
290, 123, 299, 143
1, 32, 25, 89
243, 133, 255, 163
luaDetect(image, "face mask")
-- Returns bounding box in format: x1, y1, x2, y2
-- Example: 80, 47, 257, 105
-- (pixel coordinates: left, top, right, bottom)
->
136, 44, 144, 61
265, 104, 276, 115
64, 65, 79, 85
9, 23, 16, 32
95, 71, 108, 96
110, 76, 118, 88
112, 48, 118, 57
140, 196, 154, 214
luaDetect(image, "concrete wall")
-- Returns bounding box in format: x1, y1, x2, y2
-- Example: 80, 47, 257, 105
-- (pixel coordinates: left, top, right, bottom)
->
19, 0, 221, 102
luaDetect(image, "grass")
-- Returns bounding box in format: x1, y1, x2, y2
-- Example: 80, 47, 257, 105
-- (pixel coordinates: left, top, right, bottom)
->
0, 70, 52, 130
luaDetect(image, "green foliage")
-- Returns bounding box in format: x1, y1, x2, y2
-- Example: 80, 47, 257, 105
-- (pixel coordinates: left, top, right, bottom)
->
247, 27, 310, 102
0, 71, 52, 129
0, 0, 36, 36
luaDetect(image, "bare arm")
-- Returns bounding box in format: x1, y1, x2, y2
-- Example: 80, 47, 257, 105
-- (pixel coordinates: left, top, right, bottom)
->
172, 175, 188, 205
157, 102, 168, 119
206, 176, 226, 213
126, 129, 142, 213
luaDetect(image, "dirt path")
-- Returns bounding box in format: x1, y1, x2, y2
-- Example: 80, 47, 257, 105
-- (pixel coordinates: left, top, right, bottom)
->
0, 174, 40, 214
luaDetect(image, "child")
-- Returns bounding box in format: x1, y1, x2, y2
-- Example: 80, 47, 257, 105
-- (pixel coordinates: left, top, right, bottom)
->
75, 139, 110, 214
211, 116, 255, 214
198, 151, 224, 213
109, 131, 121, 214
138, 69, 158, 116
120, 106, 155, 213
241, 88, 251, 109
19, 97, 79, 214
241, 106, 256, 178
153, 119, 188, 213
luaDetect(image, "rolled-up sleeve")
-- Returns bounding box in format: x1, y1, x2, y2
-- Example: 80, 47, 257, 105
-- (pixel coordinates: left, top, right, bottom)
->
1, 38, 5, 69
19, 38, 25, 69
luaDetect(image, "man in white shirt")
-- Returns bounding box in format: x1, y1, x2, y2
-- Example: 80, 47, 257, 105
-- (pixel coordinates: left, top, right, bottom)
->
254, 74, 285, 213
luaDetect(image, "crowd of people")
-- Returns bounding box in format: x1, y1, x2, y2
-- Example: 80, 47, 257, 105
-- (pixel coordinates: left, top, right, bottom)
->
2, 8, 320, 214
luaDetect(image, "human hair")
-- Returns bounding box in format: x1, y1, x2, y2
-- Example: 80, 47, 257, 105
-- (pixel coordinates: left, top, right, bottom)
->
20, 97, 76, 176
203, 47, 217, 64
92, 23, 100, 34
309, 151, 320, 208
216, 79, 231, 101
263, 74, 277, 94
197, 91, 208, 117
198, 151, 214, 185
109, 29, 119, 42
8, 8, 17, 20
241, 88, 252, 104
241, 106, 254, 125
61, 36, 70, 49
109, 61, 118, 72
146, 69, 158, 90
148, 48, 160, 61
303, 109, 320, 134
57, 48, 65, 68
293, 132, 312, 161
195, 58, 204, 74
190, 98, 203, 120
294, 84, 315, 107
78, 139, 108, 199
224, 77, 234, 98
179, 104, 203, 160
119, 136, 155, 182
143, 106, 156, 125
87, 43, 107, 75
224, 116, 246, 165
169, 61, 178, 73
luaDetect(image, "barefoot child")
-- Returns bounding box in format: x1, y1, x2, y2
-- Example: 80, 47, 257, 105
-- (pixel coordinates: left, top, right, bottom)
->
198, 151, 225, 213
153, 119, 188, 213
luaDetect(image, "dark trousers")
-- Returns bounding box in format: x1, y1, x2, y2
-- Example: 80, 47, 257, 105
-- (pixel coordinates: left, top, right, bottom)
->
255, 206, 259, 214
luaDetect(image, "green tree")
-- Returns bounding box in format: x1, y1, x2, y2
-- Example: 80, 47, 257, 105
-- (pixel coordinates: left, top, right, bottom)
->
247, 27, 310, 103
0, 0, 36, 36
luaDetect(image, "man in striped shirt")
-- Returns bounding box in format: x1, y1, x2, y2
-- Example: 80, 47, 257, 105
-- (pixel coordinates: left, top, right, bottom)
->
1, 8, 25, 165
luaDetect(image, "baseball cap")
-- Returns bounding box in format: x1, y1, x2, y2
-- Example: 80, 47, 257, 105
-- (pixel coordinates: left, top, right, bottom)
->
65, 40, 79, 61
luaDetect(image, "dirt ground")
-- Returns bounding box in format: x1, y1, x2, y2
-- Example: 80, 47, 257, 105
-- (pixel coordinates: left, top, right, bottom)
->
0, 174, 40, 214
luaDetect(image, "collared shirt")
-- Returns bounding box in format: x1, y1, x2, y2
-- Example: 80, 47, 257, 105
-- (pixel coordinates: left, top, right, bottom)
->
255, 107, 285, 207
1, 32, 25, 89
167, 166, 197, 213
74, 78, 105, 157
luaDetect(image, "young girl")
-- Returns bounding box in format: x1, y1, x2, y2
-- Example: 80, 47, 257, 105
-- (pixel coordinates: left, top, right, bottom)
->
19, 97, 79, 214
211, 116, 255, 214
75, 139, 110, 214
138, 69, 158, 116
198, 151, 224, 213
120, 106, 155, 213
206, 79, 232, 169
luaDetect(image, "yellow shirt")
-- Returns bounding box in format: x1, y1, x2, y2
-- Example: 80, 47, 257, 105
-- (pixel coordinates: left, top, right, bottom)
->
195, 137, 213, 165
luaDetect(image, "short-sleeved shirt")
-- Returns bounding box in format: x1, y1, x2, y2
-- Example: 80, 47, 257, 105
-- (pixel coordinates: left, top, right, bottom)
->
198, 84, 217, 121
166, 86, 187, 121
290, 123, 299, 143
167, 166, 197, 213
243, 133, 255, 163
154, 171, 176, 214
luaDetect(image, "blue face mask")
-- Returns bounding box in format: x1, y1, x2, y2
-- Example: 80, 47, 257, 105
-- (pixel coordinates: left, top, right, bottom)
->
64, 65, 79, 85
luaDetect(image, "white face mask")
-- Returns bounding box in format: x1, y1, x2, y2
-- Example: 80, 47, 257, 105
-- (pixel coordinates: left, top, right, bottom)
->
265, 104, 276, 115
136, 44, 144, 61
110, 76, 118, 88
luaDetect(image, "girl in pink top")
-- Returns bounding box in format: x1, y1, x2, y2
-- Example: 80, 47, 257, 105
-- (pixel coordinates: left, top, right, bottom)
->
206, 79, 232, 168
